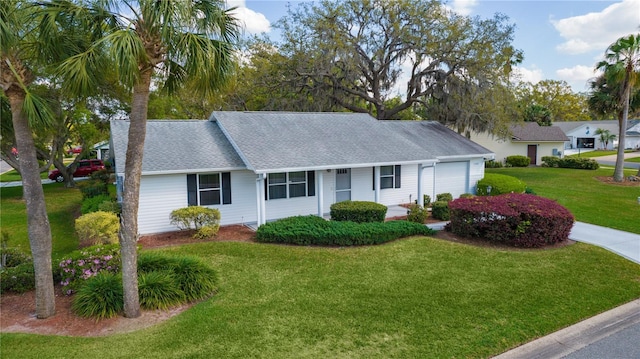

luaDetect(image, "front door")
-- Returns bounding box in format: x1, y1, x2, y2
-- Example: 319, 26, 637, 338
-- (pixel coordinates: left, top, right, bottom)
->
527, 145, 537, 165
335, 168, 351, 202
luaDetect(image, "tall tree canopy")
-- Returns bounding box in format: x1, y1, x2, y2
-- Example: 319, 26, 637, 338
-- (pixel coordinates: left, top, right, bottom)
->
517, 80, 590, 122
275, 0, 522, 133
41, 0, 240, 317
595, 33, 640, 181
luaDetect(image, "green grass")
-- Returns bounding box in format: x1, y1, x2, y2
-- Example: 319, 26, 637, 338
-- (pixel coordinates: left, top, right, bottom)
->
626, 157, 640, 163
567, 149, 633, 158
0, 169, 49, 182
488, 167, 640, 234
0, 183, 81, 255
1, 239, 639, 358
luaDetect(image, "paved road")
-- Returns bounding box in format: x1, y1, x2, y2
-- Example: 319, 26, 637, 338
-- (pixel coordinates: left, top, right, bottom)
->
591, 153, 640, 170
0, 159, 14, 174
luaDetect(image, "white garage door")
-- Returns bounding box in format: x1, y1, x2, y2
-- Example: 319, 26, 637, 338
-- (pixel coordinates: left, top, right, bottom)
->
435, 162, 468, 198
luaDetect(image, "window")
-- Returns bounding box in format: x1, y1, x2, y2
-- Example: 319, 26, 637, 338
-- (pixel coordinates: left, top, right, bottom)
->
266, 171, 315, 200
374, 165, 402, 189
187, 172, 231, 206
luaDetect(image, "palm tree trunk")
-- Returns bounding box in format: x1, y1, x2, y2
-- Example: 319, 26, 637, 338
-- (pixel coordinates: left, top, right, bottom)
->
7, 87, 56, 319
119, 69, 153, 318
614, 85, 629, 182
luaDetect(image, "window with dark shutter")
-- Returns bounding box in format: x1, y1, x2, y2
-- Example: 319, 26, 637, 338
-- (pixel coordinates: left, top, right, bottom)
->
307, 171, 315, 196
394, 165, 401, 188
187, 174, 197, 206
222, 172, 232, 204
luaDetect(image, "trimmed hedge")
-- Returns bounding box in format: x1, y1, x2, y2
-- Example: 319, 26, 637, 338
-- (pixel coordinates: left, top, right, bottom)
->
476, 173, 526, 196
541, 156, 599, 170
407, 204, 428, 224
506, 155, 531, 167
170, 206, 221, 239
330, 201, 387, 223
436, 193, 453, 202
431, 201, 450, 221
446, 193, 574, 247
256, 215, 435, 246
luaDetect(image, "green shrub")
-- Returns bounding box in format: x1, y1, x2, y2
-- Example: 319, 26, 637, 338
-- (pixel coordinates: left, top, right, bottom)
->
256, 215, 435, 246
406, 204, 428, 224
506, 155, 531, 167
76, 211, 120, 245
72, 272, 123, 319
330, 201, 387, 223
423, 194, 431, 208
436, 193, 453, 202
138, 271, 186, 310
485, 160, 503, 168
81, 194, 112, 214
0, 262, 35, 293
1, 232, 31, 269
98, 200, 121, 214
170, 206, 221, 239
57, 244, 121, 295
459, 193, 474, 199
476, 173, 526, 196
77, 179, 109, 199
431, 201, 450, 221
542, 156, 599, 170
90, 169, 112, 184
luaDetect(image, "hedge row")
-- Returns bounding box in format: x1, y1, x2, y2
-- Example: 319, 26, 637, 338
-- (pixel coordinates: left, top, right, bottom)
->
330, 201, 387, 223
476, 173, 526, 196
505, 155, 530, 167
541, 156, 599, 170
256, 215, 435, 246
446, 193, 574, 248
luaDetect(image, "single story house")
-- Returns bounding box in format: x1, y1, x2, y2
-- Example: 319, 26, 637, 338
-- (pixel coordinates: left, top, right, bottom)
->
553, 120, 640, 150
468, 122, 569, 165
110, 112, 493, 235
92, 140, 110, 161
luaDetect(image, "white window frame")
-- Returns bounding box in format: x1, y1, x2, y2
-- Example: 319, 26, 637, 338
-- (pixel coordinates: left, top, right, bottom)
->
380, 165, 395, 189
267, 171, 308, 199
198, 173, 222, 205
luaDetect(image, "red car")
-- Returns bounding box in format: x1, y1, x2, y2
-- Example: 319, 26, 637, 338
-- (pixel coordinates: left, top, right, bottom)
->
48, 159, 105, 182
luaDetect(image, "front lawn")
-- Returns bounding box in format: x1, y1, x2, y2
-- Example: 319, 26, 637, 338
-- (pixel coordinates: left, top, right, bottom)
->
488, 167, 640, 234
2, 239, 639, 358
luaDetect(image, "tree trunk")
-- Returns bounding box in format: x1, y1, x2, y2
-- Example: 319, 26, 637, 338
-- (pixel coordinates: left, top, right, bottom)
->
119, 69, 153, 318
614, 85, 629, 182
6, 88, 56, 319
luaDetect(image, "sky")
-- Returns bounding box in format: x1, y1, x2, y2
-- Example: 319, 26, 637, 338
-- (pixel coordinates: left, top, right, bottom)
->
227, 0, 640, 93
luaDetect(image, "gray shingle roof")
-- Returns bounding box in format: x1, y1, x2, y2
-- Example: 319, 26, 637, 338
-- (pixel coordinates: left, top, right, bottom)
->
510, 123, 569, 142
110, 120, 245, 174
212, 112, 492, 172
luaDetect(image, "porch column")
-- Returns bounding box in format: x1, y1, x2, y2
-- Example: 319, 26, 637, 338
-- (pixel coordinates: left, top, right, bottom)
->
432, 163, 437, 199
256, 174, 266, 226
374, 166, 380, 203
417, 164, 423, 207
317, 170, 324, 217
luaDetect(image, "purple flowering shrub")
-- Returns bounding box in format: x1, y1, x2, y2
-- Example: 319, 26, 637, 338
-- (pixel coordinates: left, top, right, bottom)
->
58, 244, 121, 295
446, 193, 574, 248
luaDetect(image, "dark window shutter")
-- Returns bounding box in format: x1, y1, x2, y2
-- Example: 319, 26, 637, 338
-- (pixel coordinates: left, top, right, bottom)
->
222, 172, 232, 204
372, 167, 376, 190
264, 175, 268, 200
307, 171, 315, 196
394, 165, 401, 188
187, 174, 197, 206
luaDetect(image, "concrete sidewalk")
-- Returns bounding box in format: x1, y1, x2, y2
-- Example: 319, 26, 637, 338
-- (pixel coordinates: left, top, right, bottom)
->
570, 222, 640, 264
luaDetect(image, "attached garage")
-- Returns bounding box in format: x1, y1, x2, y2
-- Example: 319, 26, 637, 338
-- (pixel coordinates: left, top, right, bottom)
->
435, 162, 468, 198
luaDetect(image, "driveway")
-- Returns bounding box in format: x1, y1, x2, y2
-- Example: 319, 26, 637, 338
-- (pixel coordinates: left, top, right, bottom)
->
593, 153, 640, 170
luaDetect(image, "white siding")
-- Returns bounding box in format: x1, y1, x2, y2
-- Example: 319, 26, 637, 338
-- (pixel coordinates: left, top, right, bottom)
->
265, 196, 317, 221
138, 170, 258, 235
350, 167, 376, 202
468, 132, 565, 164
468, 159, 485, 194
378, 164, 418, 205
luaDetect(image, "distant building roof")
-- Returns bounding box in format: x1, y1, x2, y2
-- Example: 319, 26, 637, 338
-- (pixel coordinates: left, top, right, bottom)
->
510, 123, 569, 142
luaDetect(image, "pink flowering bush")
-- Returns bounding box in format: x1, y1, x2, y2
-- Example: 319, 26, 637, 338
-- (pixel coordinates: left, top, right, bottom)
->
57, 244, 121, 295
446, 193, 574, 248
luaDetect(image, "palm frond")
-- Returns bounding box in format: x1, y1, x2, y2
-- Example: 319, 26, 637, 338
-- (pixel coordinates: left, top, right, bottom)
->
105, 29, 145, 87
22, 90, 54, 128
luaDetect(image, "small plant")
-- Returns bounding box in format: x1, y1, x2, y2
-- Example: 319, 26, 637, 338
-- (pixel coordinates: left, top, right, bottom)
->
138, 271, 186, 310
406, 204, 428, 224
484, 160, 503, 168
170, 206, 221, 239
330, 201, 387, 223
0, 262, 35, 293
423, 194, 431, 208
72, 272, 124, 319
459, 193, 474, 199
81, 194, 113, 214
436, 193, 453, 202
505, 155, 531, 167
58, 244, 121, 295
0, 231, 31, 269
77, 179, 109, 199
431, 201, 450, 221
75, 211, 120, 245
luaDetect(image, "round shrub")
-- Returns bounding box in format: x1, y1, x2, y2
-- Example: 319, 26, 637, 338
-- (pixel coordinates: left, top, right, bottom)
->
406, 204, 428, 224
459, 193, 474, 199
1, 262, 35, 293
476, 173, 526, 196
485, 160, 503, 168
170, 206, 221, 239
72, 272, 123, 319
330, 201, 387, 223
506, 155, 531, 167
423, 194, 431, 207
436, 193, 453, 202
138, 270, 186, 310
447, 193, 574, 247
0, 246, 31, 269
431, 201, 450, 221
57, 244, 121, 295
75, 211, 120, 245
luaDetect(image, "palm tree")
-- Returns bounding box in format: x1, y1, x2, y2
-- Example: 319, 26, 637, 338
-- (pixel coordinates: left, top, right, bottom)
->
596, 34, 640, 182
40, 0, 239, 317
594, 128, 617, 150
0, 0, 57, 318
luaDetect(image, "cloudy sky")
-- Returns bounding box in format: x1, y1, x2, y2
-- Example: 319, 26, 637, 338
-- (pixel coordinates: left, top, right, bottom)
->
228, 0, 640, 93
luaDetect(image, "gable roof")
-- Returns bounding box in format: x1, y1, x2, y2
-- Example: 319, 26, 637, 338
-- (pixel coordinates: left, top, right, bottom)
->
111, 112, 494, 175
110, 120, 245, 174
211, 111, 492, 172
510, 123, 569, 142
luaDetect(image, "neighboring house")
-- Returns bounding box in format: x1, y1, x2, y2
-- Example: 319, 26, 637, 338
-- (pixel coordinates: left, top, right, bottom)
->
110, 112, 493, 235
468, 122, 569, 165
92, 141, 110, 161
552, 120, 640, 150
